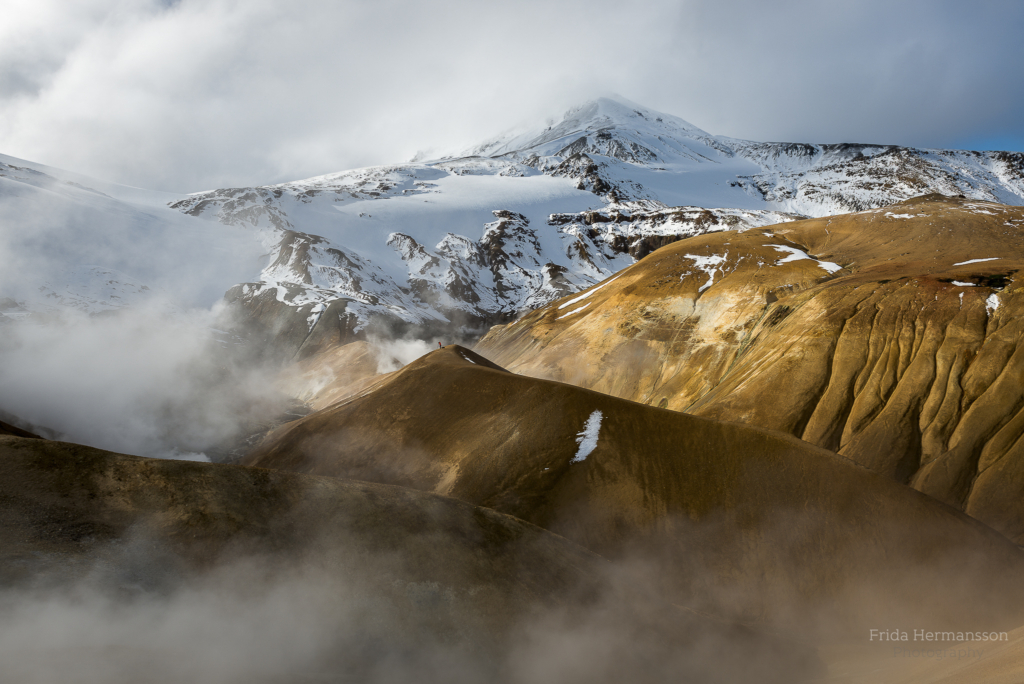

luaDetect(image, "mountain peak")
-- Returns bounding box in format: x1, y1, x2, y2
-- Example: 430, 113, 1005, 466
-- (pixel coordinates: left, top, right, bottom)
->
453, 95, 724, 164
560, 94, 702, 131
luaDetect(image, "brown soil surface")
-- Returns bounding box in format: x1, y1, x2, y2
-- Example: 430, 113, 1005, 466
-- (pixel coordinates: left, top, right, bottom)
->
277, 339, 389, 410
247, 345, 1024, 639
476, 195, 1024, 543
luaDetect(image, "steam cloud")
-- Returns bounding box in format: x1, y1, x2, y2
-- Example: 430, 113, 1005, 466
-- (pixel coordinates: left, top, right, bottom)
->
2, 0, 1022, 192
368, 334, 438, 374
0, 537, 820, 684
0, 304, 289, 460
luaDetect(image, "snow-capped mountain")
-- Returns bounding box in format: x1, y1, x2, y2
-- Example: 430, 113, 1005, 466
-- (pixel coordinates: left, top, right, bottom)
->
3, 95, 1023, 357
457, 95, 1024, 213
725, 139, 1024, 214
167, 149, 796, 356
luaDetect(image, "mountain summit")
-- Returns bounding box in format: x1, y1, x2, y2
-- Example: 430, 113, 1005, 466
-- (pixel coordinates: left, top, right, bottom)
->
458, 95, 730, 164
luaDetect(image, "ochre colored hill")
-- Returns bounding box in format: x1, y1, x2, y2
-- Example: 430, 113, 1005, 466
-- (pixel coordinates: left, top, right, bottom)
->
0, 434, 827, 683
476, 195, 1024, 543
278, 339, 388, 410
246, 345, 1024, 638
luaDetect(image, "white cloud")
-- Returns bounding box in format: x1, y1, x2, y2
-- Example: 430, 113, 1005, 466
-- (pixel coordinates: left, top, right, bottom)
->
0, 0, 1021, 191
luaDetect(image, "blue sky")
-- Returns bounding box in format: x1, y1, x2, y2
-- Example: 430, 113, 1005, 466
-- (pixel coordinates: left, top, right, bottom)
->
955, 134, 1024, 154
1, 0, 1021, 190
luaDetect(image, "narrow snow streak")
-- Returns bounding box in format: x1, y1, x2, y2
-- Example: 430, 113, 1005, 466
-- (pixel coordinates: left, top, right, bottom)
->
987, 293, 1000, 314
557, 302, 591, 319
306, 302, 326, 331
571, 410, 603, 463
557, 275, 621, 310
952, 281, 976, 287
954, 257, 1001, 266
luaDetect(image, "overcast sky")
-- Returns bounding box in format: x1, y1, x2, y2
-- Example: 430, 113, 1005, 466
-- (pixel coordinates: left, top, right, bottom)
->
2, 0, 1022, 192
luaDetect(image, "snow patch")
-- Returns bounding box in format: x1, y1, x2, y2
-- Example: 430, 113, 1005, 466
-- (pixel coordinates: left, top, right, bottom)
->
954, 257, 1000, 266
683, 253, 727, 293
952, 281, 976, 287
765, 245, 841, 273
571, 410, 603, 463
557, 275, 621, 310
818, 260, 843, 274
306, 302, 326, 331
156, 449, 211, 463
557, 303, 591, 319
987, 293, 1000, 314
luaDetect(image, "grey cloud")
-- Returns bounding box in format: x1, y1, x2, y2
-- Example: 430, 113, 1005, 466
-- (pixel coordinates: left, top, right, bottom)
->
0, 0, 1022, 191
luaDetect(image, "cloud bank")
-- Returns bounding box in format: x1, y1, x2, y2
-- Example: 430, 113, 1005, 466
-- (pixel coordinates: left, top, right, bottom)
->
1, 0, 1022, 191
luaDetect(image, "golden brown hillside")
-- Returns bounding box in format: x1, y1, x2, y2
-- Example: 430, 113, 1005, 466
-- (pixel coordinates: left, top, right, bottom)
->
476, 195, 1024, 542
277, 339, 386, 410
246, 346, 1024, 639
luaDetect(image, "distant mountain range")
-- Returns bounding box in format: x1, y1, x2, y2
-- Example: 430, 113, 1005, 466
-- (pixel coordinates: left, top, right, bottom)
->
2, 95, 1022, 356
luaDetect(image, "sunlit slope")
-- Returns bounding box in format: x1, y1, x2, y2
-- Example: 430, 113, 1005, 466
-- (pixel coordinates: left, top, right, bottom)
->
246, 346, 1024, 635
477, 195, 1024, 542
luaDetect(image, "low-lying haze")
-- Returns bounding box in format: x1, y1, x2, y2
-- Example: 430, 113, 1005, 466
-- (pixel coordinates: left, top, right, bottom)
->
0, 305, 289, 460
1, 0, 1022, 191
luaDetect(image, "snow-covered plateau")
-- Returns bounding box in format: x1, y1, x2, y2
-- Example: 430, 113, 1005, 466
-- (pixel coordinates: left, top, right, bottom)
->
3, 95, 1023, 355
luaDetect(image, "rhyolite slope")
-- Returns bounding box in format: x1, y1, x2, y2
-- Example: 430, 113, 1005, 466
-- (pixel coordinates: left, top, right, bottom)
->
246, 346, 1024, 637
476, 195, 1024, 543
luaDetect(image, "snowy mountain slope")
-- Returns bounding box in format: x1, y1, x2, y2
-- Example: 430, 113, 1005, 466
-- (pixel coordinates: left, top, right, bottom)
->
0, 156, 262, 316
456, 96, 764, 209
160, 96, 1024, 355
453, 95, 1024, 212
0, 152, 181, 208
724, 140, 1024, 214
171, 158, 797, 356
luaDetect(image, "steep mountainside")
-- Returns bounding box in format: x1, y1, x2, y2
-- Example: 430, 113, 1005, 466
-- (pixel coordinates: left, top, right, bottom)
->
477, 195, 1024, 543
245, 346, 1024, 637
